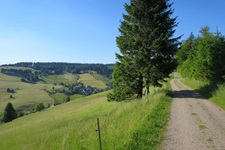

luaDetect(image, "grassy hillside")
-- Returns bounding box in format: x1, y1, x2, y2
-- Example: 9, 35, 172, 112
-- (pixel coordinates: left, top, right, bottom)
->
40, 73, 79, 84
79, 73, 107, 89
0, 82, 172, 149
0, 66, 111, 115
91, 73, 111, 84
0, 73, 54, 115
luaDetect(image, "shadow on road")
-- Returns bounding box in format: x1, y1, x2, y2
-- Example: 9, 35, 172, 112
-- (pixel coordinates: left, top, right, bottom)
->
172, 90, 207, 100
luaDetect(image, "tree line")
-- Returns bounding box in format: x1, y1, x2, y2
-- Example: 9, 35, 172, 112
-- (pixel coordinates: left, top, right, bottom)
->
2, 62, 113, 78
1, 68, 39, 83
177, 26, 225, 81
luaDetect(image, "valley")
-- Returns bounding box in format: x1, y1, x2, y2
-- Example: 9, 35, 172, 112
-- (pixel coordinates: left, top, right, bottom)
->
0, 63, 112, 116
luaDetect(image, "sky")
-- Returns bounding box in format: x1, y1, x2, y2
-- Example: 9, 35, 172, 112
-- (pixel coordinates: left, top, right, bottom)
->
0, 0, 225, 65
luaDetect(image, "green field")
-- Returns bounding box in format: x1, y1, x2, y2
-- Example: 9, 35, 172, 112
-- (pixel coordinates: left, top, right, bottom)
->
0, 73, 54, 114
79, 73, 107, 89
40, 73, 79, 84
91, 73, 111, 84
0, 82, 172, 149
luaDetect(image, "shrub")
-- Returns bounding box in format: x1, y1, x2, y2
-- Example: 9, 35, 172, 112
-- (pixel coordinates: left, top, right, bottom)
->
34, 103, 45, 112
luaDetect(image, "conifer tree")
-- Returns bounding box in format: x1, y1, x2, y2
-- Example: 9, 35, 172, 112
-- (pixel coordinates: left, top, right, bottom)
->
108, 0, 180, 101
2, 102, 17, 123
177, 26, 225, 81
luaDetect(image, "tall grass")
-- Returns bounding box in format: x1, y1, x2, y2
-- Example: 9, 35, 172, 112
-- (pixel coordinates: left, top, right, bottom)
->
211, 84, 225, 110
127, 81, 172, 150
0, 81, 172, 149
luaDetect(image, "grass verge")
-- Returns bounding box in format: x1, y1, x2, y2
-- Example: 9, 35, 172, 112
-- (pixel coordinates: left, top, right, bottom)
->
180, 74, 225, 110
126, 81, 172, 150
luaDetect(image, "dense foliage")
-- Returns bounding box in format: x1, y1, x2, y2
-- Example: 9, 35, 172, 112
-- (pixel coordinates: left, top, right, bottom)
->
177, 26, 225, 81
1, 68, 39, 83
2, 102, 17, 123
108, 0, 180, 101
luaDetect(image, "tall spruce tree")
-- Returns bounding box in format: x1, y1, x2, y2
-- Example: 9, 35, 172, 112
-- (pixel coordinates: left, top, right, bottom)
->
108, 0, 180, 101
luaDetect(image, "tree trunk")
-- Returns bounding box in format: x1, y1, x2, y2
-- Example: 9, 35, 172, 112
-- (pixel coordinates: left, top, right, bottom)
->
137, 88, 143, 99
145, 85, 150, 98
137, 75, 143, 99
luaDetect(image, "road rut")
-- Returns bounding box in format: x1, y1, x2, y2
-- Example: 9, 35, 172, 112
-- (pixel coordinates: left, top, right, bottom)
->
162, 77, 225, 150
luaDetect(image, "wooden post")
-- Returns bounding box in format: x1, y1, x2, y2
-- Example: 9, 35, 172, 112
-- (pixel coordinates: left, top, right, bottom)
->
96, 118, 102, 150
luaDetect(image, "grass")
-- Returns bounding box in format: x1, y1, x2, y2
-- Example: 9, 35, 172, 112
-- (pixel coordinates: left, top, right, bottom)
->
40, 73, 79, 84
0, 73, 54, 114
0, 80, 172, 149
49, 93, 82, 105
91, 73, 111, 84
79, 73, 107, 89
211, 84, 225, 110
199, 124, 206, 129
50, 93, 68, 104
127, 88, 172, 149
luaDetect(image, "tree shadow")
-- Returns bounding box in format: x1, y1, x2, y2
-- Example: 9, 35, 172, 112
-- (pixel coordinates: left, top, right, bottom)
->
172, 90, 206, 99
196, 82, 219, 99
172, 79, 224, 100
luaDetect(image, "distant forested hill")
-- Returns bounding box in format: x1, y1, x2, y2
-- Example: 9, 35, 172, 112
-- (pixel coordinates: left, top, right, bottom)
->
1, 62, 114, 78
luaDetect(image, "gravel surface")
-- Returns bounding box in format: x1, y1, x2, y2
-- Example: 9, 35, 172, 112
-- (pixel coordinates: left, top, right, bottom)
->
162, 76, 225, 150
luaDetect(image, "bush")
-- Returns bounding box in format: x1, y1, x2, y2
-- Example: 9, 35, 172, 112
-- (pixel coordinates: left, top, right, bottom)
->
65, 96, 70, 102
34, 103, 45, 112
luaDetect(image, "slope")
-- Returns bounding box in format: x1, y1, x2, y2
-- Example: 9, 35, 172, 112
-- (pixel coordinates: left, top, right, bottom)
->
0, 73, 54, 114
78, 73, 107, 89
0, 84, 172, 149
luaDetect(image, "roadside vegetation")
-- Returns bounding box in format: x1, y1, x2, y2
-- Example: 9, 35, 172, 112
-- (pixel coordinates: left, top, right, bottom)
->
176, 26, 225, 110
180, 77, 225, 110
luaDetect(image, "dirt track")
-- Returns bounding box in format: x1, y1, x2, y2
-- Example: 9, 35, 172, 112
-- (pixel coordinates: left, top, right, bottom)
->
162, 76, 225, 150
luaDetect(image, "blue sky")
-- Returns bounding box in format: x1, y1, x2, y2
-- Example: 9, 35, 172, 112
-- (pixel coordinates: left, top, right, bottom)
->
0, 0, 225, 65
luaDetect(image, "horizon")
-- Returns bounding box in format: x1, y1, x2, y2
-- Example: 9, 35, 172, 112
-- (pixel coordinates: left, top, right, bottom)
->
0, 61, 115, 66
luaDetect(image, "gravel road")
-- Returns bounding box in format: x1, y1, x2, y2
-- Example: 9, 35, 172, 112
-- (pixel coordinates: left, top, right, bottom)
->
162, 76, 225, 150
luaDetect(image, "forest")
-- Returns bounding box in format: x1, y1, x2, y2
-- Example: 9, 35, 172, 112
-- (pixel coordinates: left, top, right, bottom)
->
177, 26, 225, 82
1, 62, 113, 78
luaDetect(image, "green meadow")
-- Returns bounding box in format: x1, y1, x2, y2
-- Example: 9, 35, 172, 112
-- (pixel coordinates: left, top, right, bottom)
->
79, 73, 107, 89
0, 73, 54, 114
40, 73, 79, 84
0, 82, 172, 149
